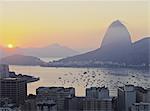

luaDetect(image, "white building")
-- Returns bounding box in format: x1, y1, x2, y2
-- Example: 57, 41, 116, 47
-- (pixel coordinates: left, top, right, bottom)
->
0, 64, 9, 78
118, 85, 136, 111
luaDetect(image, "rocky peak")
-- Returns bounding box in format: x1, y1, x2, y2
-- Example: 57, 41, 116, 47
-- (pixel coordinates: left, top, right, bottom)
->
101, 20, 132, 50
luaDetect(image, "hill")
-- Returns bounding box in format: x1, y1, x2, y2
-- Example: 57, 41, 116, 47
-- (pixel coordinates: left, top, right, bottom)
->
0, 54, 46, 66
46, 20, 150, 68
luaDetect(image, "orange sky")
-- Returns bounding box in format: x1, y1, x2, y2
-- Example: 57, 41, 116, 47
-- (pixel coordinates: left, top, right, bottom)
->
0, 0, 149, 51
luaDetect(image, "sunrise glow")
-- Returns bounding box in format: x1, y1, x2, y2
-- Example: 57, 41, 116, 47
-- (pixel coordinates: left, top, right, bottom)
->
7, 44, 14, 48
0, 1, 149, 50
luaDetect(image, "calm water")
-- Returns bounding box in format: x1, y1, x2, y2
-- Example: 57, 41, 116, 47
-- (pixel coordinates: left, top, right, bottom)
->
9, 65, 150, 97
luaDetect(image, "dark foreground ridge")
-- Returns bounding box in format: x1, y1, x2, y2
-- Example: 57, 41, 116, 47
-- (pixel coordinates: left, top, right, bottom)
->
0, 54, 46, 66
43, 20, 150, 68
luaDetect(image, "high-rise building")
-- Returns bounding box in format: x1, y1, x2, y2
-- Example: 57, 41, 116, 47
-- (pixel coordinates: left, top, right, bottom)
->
135, 86, 147, 103
0, 78, 27, 106
36, 87, 75, 111
86, 86, 109, 99
118, 85, 150, 111
0, 64, 9, 78
64, 87, 113, 111
118, 85, 136, 111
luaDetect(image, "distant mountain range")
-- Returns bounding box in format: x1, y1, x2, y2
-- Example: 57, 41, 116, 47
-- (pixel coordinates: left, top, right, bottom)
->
1, 20, 149, 68
0, 44, 78, 58
46, 20, 150, 68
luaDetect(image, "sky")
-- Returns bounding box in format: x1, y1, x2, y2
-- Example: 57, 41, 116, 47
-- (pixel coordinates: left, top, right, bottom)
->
0, 0, 149, 51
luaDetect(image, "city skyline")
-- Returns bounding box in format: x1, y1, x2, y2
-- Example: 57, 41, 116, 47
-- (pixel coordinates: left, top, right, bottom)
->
0, 1, 150, 111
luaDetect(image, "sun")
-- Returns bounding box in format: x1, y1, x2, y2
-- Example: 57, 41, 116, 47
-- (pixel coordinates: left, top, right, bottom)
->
7, 44, 14, 48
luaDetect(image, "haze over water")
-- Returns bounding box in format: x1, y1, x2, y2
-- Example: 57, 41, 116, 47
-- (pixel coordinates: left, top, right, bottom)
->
9, 63, 150, 97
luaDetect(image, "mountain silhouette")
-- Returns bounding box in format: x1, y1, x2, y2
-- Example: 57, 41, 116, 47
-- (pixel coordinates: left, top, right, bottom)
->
101, 20, 132, 50
0, 54, 46, 66
125, 37, 150, 65
22, 44, 78, 58
0, 44, 78, 58
47, 20, 150, 68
